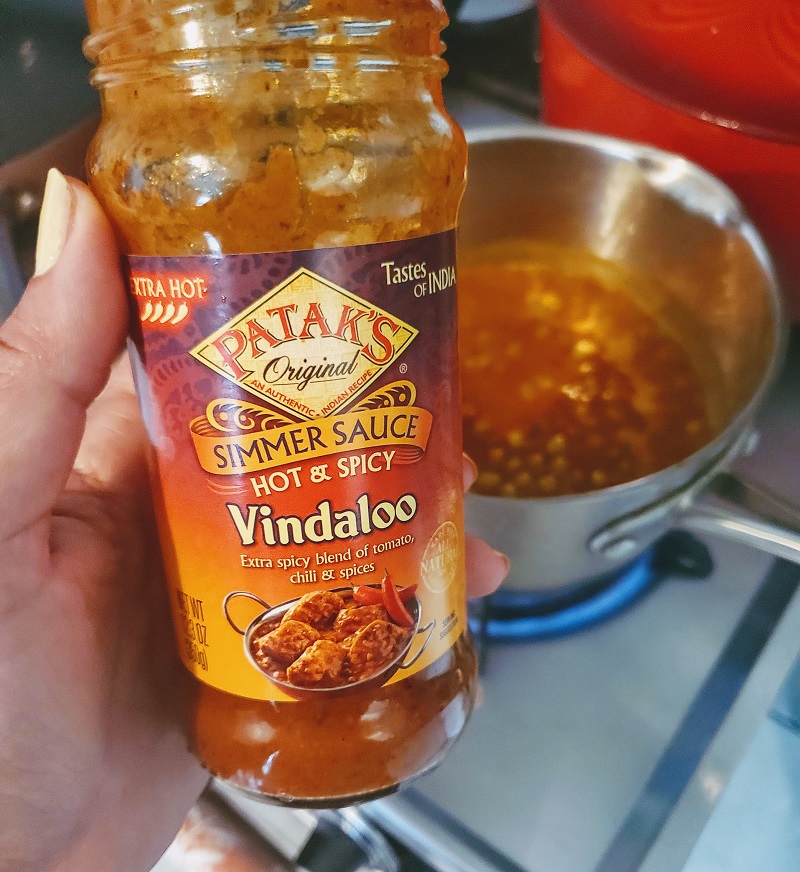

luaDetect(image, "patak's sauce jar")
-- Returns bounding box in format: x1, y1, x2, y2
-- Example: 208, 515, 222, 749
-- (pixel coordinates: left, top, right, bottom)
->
84, 0, 476, 805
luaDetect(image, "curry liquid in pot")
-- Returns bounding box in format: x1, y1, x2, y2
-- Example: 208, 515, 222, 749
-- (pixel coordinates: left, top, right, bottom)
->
85, 0, 476, 806
460, 242, 714, 498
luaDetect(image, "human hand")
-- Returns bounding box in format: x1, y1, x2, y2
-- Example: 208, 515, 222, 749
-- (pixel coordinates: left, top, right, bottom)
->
0, 171, 508, 872
0, 170, 209, 872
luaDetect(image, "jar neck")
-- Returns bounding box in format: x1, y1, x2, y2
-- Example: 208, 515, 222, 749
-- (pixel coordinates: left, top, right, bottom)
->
84, 0, 450, 87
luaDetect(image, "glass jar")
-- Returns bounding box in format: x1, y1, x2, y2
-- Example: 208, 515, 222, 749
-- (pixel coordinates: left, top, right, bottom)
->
84, 0, 476, 806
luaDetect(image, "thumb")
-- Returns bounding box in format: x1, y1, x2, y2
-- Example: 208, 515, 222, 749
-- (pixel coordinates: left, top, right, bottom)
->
0, 169, 128, 540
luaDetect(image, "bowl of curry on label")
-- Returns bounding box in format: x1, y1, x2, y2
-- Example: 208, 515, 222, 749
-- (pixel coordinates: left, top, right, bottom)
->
230, 580, 430, 700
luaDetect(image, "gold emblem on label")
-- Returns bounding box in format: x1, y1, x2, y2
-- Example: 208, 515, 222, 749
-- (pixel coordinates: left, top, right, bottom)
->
421, 521, 461, 593
190, 268, 417, 419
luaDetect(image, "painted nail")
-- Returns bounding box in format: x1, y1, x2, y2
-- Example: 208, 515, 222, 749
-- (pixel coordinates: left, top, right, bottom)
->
493, 549, 511, 579
463, 453, 478, 489
34, 169, 74, 277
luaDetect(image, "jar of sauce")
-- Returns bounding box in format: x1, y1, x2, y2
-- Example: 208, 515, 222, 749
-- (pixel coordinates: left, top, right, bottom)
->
84, 0, 476, 806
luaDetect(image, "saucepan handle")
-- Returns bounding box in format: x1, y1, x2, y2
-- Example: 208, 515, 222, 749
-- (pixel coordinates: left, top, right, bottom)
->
677, 472, 800, 564
588, 430, 754, 561
398, 620, 436, 669
223, 590, 271, 635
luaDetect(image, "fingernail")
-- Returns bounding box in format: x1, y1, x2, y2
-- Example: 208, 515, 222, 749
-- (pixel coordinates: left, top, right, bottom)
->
493, 549, 511, 579
463, 453, 478, 489
35, 169, 74, 277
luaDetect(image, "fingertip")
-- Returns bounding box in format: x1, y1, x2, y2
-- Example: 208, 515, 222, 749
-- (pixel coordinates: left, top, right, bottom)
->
463, 453, 478, 491
14, 172, 128, 405
465, 534, 510, 599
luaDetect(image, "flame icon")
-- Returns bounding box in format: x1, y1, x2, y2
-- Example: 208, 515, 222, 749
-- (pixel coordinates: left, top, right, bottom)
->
140, 300, 189, 325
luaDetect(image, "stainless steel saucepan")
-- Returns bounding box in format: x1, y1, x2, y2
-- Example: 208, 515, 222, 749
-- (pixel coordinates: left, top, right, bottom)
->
461, 127, 800, 592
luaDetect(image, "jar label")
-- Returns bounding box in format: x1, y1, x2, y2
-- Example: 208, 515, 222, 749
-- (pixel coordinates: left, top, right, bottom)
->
126, 231, 466, 701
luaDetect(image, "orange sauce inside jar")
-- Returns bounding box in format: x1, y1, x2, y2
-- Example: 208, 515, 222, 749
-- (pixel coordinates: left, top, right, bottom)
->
460, 241, 714, 498
83, 0, 465, 255
84, 0, 476, 806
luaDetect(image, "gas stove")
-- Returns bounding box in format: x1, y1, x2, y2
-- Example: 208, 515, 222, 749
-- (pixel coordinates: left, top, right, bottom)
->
364, 539, 800, 872
468, 530, 713, 643
355, 98, 800, 872
138, 91, 800, 872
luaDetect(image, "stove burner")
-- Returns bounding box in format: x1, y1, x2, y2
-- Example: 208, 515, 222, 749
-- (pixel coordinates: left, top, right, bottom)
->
468, 531, 713, 642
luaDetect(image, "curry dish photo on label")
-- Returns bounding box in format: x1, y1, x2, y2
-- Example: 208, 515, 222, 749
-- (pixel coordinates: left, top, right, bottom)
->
249, 586, 416, 691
